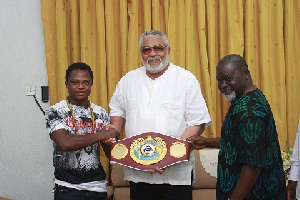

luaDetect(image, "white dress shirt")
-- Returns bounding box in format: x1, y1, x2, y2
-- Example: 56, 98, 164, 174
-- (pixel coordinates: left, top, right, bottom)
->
109, 63, 211, 185
288, 119, 300, 199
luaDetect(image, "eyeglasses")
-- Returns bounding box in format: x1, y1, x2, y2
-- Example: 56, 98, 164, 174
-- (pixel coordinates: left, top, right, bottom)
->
141, 45, 166, 55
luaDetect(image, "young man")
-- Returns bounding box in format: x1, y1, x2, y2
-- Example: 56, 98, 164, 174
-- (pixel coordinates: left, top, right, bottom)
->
191, 54, 286, 200
45, 62, 119, 200
108, 30, 211, 200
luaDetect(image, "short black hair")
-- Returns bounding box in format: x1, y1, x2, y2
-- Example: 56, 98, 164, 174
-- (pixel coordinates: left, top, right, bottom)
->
217, 54, 248, 70
65, 62, 94, 83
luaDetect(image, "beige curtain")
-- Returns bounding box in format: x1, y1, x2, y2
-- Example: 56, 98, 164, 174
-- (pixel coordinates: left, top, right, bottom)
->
41, 0, 300, 179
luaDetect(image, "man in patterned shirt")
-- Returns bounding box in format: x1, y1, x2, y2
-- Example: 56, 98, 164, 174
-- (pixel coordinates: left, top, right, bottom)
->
45, 62, 119, 200
190, 54, 286, 199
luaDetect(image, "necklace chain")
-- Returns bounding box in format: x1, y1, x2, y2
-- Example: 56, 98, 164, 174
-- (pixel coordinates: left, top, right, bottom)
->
66, 97, 95, 135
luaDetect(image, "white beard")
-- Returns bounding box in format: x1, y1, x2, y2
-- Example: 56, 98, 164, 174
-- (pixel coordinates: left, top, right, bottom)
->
143, 54, 169, 74
224, 91, 236, 101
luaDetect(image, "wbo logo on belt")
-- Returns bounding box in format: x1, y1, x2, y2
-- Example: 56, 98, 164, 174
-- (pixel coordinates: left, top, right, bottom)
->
110, 132, 191, 171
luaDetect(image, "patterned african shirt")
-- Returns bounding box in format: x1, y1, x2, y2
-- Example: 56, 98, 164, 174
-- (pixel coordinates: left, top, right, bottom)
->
216, 89, 286, 200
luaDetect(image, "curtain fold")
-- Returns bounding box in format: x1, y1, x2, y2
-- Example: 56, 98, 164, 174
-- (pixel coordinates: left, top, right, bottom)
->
41, 0, 300, 180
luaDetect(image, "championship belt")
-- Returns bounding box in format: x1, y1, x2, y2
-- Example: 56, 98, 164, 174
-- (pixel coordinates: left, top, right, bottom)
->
110, 132, 191, 171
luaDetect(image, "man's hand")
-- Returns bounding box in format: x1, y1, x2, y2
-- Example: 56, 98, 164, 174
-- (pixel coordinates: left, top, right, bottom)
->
102, 128, 120, 141
102, 124, 120, 144
149, 167, 165, 174
188, 135, 207, 149
287, 180, 297, 200
100, 128, 119, 158
188, 136, 221, 149
102, 138, 116, 145
104, 124, 116, 131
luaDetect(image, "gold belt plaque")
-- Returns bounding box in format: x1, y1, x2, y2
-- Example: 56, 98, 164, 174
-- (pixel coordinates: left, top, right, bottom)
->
111, 143, 128, 159
130, 135, 167, 165
170, 141, 187, 158
110, 132, 191, 171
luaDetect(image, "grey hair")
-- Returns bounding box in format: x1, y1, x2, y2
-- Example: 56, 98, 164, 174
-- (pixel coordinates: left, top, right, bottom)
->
138, 30, 170, 51
217, 54, 248, 70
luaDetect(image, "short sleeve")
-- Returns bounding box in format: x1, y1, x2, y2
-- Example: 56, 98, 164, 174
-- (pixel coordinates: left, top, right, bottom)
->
93, 105, 111, 128
184, 75, 211, 128
45, 107, 67, 135
109, 79, 126, 118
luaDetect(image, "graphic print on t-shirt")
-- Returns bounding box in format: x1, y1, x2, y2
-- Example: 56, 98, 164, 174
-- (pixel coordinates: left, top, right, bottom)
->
46, 100, 109, 183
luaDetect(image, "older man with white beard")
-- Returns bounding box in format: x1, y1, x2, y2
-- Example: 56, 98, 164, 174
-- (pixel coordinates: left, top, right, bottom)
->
108, 30, 211, 200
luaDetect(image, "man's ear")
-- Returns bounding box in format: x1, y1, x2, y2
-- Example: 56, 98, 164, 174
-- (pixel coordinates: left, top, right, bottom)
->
65, 81, 68, 88
243, 68, 250, 75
